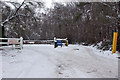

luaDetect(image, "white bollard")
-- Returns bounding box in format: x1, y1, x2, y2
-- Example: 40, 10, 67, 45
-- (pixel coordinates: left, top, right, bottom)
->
20, 37, 23, 49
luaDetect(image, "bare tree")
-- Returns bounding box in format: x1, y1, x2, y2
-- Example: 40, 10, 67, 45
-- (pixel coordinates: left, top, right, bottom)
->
0, 0, 26, 37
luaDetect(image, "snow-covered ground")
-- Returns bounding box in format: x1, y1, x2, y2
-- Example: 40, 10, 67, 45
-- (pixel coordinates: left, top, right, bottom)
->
0, 44, 118, 78
0, 50, 2, 80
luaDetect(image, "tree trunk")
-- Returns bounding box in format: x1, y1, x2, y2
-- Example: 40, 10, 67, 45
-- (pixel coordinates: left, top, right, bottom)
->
118, 25, 120, 52
118, 2, 120, 52
2, 26, 4, 38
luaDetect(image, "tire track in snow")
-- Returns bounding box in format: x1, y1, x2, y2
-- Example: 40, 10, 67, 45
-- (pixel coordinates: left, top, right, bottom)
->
2, 45, 118, 78
53, 45, 118, 78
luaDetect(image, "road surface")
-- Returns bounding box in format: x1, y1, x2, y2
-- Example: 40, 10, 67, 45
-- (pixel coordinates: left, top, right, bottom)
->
1, 44, 118, 78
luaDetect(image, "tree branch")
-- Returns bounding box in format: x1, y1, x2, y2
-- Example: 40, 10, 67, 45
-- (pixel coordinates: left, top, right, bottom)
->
0, 0, 26, 26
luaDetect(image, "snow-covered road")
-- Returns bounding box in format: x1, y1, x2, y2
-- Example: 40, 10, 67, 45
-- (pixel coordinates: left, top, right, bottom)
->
1, 44, 118, 78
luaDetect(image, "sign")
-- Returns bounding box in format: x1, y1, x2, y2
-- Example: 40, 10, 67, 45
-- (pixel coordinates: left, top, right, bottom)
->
8, 39, 19, 44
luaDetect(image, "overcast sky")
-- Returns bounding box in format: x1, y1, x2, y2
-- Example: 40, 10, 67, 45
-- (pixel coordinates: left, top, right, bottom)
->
1, 0, 118, 2
1, 0, 118, 8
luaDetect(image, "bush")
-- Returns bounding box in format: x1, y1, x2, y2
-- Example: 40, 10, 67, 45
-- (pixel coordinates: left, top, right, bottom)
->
97, 40, 112, 51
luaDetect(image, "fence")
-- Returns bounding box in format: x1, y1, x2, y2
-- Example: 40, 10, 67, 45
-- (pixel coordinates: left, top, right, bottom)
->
23, 40, 54, 44
0, 37, 23, 49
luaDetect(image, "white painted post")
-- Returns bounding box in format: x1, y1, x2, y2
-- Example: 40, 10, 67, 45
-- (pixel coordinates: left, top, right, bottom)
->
54, 37, 56, 42
20, 37, 23, 49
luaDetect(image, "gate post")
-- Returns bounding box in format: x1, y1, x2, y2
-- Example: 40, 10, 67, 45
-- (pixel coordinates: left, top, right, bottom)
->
20, 37, 23, 49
